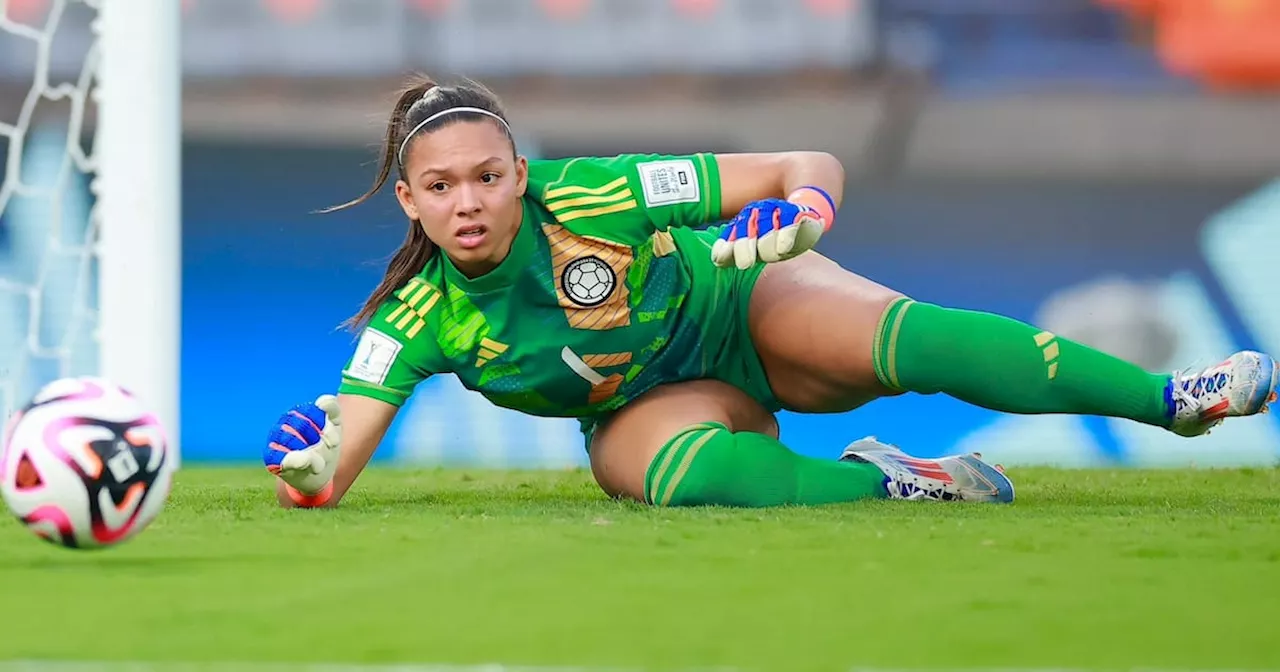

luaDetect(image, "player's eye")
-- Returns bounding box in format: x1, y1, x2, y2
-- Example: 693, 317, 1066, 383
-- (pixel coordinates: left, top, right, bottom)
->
480, 172, 500, 184
428, 182, 448, 193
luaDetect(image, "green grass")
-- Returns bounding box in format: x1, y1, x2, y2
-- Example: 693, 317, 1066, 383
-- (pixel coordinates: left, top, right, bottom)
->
1, 467, 1279, 671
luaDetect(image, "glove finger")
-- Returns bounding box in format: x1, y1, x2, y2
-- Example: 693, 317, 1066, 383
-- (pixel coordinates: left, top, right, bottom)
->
314, 395, 344, 449
280, 449, 322, 475
733, 235, 757, 270
322, 421, 343, 450
760, 207, 787, 262
711, 239, 733, 268
757, 230, 781, 263
773, 223, 799, 258
793, 218, 825, 255
316, 394, 342, 425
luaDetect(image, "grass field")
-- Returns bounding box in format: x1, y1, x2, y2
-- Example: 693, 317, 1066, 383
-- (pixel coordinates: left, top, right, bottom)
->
1, 466, 1278, 672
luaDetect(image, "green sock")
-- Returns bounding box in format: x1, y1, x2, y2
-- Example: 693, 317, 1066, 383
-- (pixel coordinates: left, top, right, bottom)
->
643, 423, 888, 508
874, 298, 1173, 427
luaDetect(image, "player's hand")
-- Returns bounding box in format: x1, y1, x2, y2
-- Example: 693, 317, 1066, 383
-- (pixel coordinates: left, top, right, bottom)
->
711, 195, 829, 270
263, 395, 343, 498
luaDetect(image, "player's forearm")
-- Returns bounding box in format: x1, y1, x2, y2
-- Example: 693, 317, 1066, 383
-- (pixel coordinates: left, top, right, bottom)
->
777, 151, 844, 208
716, 151, 845, 221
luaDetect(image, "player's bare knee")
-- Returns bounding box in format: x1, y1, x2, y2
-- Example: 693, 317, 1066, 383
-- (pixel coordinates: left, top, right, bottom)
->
588, 380, 775, 503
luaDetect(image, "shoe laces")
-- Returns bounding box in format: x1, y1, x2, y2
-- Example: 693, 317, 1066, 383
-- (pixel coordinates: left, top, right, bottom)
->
1169, 358, 1210, 413
1169, 371, 1201, 413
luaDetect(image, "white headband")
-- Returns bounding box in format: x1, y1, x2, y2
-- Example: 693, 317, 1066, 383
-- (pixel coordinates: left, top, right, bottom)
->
396, 106, 512, 167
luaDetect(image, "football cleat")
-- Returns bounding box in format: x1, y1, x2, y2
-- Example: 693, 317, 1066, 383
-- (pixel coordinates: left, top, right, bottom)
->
1167, 350, 1279, 437
840, 437, 1014, 503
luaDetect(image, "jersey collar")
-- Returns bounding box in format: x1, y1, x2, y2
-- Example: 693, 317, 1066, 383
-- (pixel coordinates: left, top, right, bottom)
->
441, 200, 537, 295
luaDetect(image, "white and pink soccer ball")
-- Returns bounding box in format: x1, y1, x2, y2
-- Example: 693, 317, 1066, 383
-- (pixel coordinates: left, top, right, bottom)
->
1, 376, 177, 550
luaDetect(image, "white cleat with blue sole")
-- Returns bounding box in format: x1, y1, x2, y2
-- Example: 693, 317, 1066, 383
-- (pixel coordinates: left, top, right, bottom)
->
1168, 350, 1280, 437
840, 437, 1015, 504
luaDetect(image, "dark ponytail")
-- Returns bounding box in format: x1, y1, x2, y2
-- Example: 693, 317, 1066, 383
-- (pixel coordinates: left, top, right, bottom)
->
322, 74, 513, 333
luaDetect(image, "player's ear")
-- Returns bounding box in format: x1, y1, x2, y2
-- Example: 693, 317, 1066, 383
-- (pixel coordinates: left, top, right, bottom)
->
514, 155, 528, 198
394, 179, 420, 221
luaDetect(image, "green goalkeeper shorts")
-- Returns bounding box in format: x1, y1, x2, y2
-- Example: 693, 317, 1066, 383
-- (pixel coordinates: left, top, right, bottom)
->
579, 225, 780, 450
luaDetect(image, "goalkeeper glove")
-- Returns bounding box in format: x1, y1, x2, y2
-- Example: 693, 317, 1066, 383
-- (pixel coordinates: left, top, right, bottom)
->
711, 186, 836, 270
263, 395, 343, 507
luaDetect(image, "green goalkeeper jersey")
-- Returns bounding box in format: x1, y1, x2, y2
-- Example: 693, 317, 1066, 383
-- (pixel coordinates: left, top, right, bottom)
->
338, 152, 765, 420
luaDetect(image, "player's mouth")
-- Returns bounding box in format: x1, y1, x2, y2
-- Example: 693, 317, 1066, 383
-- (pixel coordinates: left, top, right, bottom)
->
455, 224, 488, 250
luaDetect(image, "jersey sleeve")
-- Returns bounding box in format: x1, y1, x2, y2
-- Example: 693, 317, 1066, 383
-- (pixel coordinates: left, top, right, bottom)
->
537, 153, 723, 244
336, 287, 445, 407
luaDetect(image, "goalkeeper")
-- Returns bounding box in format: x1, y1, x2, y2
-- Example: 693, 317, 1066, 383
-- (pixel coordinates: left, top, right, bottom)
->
263, 76, 1279, 509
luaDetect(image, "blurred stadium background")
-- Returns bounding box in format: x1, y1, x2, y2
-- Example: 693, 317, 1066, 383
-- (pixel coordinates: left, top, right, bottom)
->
3, 0, 1280, 470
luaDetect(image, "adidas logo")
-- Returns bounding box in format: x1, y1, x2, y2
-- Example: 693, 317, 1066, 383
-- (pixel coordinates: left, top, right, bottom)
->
1034, 331, 1060, 380
475, 338, 508, 367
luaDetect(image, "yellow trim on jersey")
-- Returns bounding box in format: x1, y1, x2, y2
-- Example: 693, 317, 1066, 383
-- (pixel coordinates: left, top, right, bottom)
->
394, 308, 418, 332
419, 292, 441, 315
544, 170, 637, 223
545, 175, 628, 200
385, 278, 441, 339
546, 189, 633, 212
541, 157, 587, 199
480, 338, 508, 354
386, 302, 410, 325
404, 283, 432, 309
554, 199, 639, 223
475, 338, 508, 367
395, 278, 425, 302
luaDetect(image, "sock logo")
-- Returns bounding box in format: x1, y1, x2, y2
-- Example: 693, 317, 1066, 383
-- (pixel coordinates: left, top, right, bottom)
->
1035, 330, 1060, 380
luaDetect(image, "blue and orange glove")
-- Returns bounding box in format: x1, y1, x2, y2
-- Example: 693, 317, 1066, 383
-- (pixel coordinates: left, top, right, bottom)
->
711, 186, 836, 270
263, 395, 343, 507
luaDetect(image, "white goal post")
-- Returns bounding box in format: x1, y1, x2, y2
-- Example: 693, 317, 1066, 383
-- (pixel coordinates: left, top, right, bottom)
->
0, 0, 181, 451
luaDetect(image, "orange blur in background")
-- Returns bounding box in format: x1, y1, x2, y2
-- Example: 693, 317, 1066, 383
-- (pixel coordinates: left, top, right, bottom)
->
1101, 0, 1280, 89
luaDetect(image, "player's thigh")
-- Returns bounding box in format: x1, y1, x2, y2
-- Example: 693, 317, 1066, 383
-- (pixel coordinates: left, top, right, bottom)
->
588, 379, 778, 502
749, 252, 905, 413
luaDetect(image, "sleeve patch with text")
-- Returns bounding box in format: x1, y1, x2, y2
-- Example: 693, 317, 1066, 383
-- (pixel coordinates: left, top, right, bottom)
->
637, 159, 700, 207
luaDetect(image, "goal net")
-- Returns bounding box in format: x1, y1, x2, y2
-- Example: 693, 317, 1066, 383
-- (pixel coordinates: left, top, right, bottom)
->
0, 0, 180, 446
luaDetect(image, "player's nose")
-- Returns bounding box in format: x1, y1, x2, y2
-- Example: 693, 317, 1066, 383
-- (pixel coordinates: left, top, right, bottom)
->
454, 183, 482, 214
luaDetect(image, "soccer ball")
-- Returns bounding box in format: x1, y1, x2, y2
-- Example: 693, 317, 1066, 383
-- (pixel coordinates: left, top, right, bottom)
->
563, 256, 615, 306
0, 376, 177, 549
